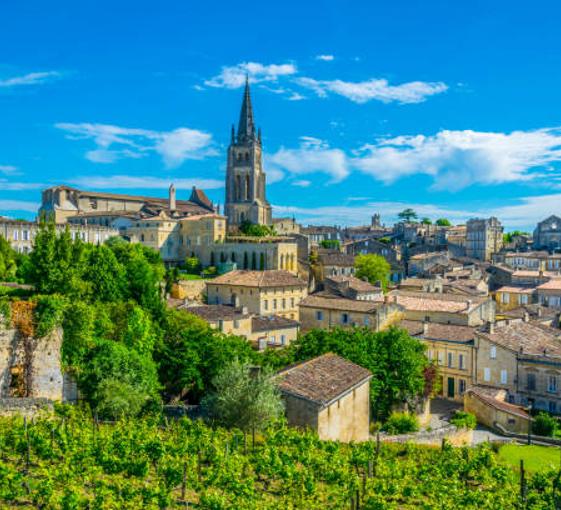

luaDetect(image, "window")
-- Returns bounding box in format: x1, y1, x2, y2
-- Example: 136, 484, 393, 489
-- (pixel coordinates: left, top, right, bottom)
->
520, 294, 529, 305
282, 298, 286, 309
548, 375, 558, 393
281, 335, 286, 345
500, 369, 508, 385
501, 293, 510, 304
483, 367, 491, 382
273, 299, 277, 310
447, 353, 454, 368
490, 346, 497, 359
234, 320, 240, 329
549, 401, 557, 413
316, 311, 323, 321
527, 373, 536, 391
459, 379, 466, 394
264, 300, 268, 311
22, 230, 29, 241
437, 351, 444, 366
427, 350, 433, 360
364, 316, 370, 326
341, 313, 349, 324
459, 354, 465, 370
269, 335, 276, 344
13, 230, 18, 241
291, 297, 295, 308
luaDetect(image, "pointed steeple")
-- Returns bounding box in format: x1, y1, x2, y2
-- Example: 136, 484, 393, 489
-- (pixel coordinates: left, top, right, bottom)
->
237, 75, 256, 143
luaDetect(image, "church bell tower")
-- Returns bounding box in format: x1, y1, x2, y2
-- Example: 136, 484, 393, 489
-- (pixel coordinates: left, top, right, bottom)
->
225, 77, 272, 230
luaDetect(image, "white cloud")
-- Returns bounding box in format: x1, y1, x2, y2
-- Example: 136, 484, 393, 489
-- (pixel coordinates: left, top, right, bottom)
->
315, 55, 335, 61
354, 128, 561, 190
67, 175, 224, 190
0, 71, 62, 88
296, 77, 448, 104
267, 136, 350, 183
205, 62, 297, 89
0, 179, 44, 190
0, 165, 20, 175
292, 180, 311, 187
55, 123, 215, 167
0, 200, 40, 213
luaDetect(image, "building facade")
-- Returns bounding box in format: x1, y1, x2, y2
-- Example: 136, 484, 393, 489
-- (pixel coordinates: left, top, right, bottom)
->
534, 215, 561, 252
225, 78, 272, 229
466, 217, 504, 261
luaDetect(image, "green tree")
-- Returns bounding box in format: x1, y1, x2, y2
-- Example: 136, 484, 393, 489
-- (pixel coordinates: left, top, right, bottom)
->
0, 235, 18, 281
94, 377, 149, 420
420, 217, 432, 225
320, 239, 341, 249
202, 359, 284, 439
435, 218, 452, 227
184, 256, 202, 274
83, 244, 126, 302
503, 230, 530, 244
398, 208, 417, 222
355, 254, 391, 290
239, 220, 275, 237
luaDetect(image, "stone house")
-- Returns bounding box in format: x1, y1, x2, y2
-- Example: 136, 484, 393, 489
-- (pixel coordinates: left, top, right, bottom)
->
465, 217, 504, 262
407, 252, 449, 277
298, 294, 402, 332
494, 286, 536, 311
399, 277, 444, 293
301, 226, 341, 247
536, 279, 561, 308
533, 215, 561, 251
206, 270, 307, 320
388, 290, 495, 326
323, 275, 383, 301
401, 321, 476, 402
272, 217, 300, 236
178, 304, 299, 349
316, 249, 356, 280
276, 353, 372, 442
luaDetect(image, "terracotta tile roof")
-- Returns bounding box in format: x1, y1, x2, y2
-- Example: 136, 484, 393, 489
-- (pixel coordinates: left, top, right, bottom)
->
537, 279, 561, 291
477, 321, 561, 356
513, 270, 561, 278
389, 290, 487, 313
318, 250, 355, 267
466, 386, 530, 420
251, 315, 300, 332
276, 353, 372, 407
400, 320, 476, 342
181, 304, 250, 321
502, 305, 559, 321
326, 275, 380, 293
300, 294, 384, 312
208, 270, 306, 288
495, 286, 536, 294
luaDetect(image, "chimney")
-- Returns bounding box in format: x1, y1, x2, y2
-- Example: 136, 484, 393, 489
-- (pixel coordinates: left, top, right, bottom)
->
423, 321, 429, 336
523, 311, 530, 323
169, 183, 176, 212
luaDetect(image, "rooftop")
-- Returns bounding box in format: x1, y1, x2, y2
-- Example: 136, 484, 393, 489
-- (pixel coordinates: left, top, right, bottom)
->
466, 386, 530, 420
300, 294, 384, 312
389, 290, 487, 313
325, 275, 380, 293
276, 353, 372, 407
537, 279, 561, 291
318, 250, 355, 267
182, 304, 250, 321
495, 285, 536, 294
400, 320, 476, 342
208, 270, 306, 288
252, 315, 300, 332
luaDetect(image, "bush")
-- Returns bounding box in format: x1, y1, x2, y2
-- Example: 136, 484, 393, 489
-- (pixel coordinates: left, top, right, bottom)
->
532, 412, 558, 437
381, 412, 419, 435
450, 410, 477, 429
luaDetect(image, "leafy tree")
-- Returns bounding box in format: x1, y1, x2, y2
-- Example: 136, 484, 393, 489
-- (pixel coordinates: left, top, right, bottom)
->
320, 239, 341, 249
532, 412, 558, 437
0, 235, 18, 281
263, 327, 428, 420
355, 253, 391, 290
435, 218, 452, 227
503, 230, 530, 244
202, 359, 284, 438
94, 377, 149, 420
420, 217, 432, 225
83, 244, 127, 302
397, 208, 417, 222
239, 220, 275, 237
378, 237, 392, 244
184, 256, 202, 274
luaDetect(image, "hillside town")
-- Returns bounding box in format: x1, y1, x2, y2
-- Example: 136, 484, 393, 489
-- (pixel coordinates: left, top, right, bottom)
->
2, 80, 561, 445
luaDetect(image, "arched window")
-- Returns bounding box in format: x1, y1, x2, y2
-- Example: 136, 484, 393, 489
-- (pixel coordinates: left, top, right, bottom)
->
236, 175, 242, 201
260, 253, 265, 270
251, 252, 257, 270
231, 252, 236, 263
243, 252, 249, 269
245, 174, 250, 200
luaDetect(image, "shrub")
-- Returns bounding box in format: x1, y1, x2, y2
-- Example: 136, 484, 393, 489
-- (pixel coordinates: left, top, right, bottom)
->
381, 412, 419, 435
450, 410, 477, 429
532, 412, 558, 437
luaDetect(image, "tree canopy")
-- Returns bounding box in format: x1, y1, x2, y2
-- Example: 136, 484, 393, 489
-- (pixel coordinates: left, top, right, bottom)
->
239, 220, 275, 237
435, 218, 452, 227
354, 253, 391, 290
397, 208, 417, 222
0, 235, 18, 281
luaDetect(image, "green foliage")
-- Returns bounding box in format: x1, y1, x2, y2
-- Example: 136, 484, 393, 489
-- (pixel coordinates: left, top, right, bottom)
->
532, 412, 558, 437
95, 377, 151, 420
450, 411, 477, 430
0, 412, 556, 509
79, 338, 161, 418
320, 239, 341, 249
184, 256, 202, 274
33, 294, 68, 338
398, 208, 417, 222
435, 218, 452, 227
239, 220, 275, 237
263, 327, 428, 420
503, 230, 530, 244
381, 412, 419, 434
354, 253, 391, 290
420, 217, 432, 225
202, 359, 284, 432
0, 235, 18, 281
0, 298, 11, 327
378, 236, 392, 244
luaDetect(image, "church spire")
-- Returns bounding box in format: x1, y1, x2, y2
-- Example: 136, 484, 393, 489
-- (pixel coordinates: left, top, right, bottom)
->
237, 75, 256, 143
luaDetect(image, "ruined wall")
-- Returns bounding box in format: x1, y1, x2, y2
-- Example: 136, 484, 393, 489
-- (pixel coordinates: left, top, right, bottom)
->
0, 326, 68, 401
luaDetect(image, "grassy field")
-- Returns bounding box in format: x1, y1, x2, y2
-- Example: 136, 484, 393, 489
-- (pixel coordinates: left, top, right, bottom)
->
499, 443, 561, 473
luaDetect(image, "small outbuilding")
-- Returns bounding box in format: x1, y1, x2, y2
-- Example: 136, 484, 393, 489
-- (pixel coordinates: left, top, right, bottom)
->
276, 353, 372, 442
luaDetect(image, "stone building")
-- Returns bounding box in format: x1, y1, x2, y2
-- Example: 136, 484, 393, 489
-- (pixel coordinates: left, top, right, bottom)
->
314, 249, 355, 281
299, 294, 401, 332
323, 275, 383, 301
388, 290, 495, 326
465, 217, 504, 261
536, 279, 561, 308
533, 215, 561, 251
206, 270, 307, 320
301, 226, 341, 247
224, 78, 272, 229
40, 184, 215, 224
272, 217, 300, 236
276, 353, 372, 442
402, 321, 476, 402
0, 217, 118, 254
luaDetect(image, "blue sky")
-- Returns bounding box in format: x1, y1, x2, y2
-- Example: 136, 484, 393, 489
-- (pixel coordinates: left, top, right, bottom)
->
2, 0, 561, 229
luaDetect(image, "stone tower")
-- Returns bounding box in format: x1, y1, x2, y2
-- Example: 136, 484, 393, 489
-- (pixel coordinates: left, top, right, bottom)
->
225, 77, 272, 230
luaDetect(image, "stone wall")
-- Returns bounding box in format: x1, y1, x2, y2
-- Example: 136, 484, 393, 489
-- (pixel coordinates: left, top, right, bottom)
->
0, 397, 54, 418
382, 425, 473, 447
172, 279, 207, 302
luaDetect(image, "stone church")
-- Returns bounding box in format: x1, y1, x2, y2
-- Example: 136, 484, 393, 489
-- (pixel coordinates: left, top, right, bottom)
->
225, 77, 272, 230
